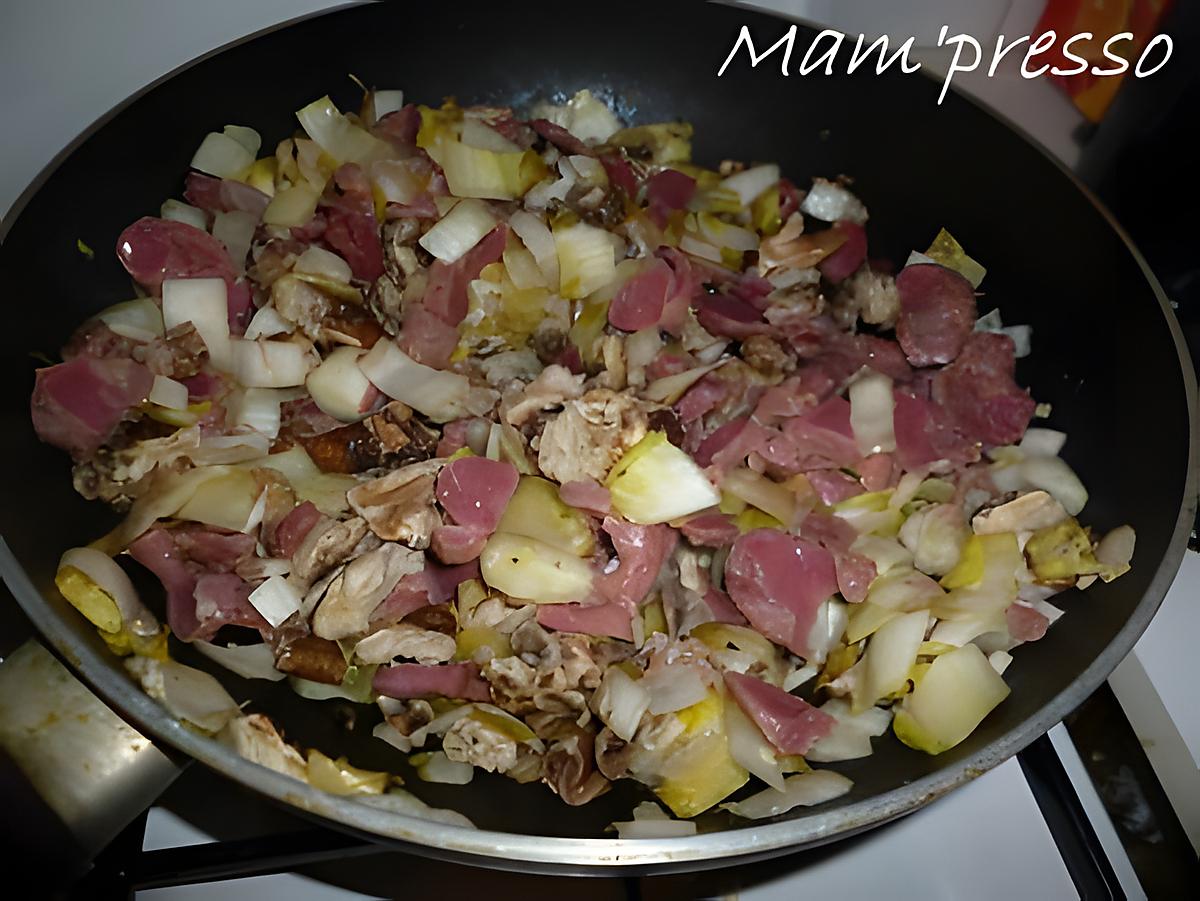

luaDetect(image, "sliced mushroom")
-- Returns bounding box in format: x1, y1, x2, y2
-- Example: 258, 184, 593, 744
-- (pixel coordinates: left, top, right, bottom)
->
220, 714, 307, 780
972, 490, 1068, 536
347, 459, 444, 547
274, 634, 349, 685
312, 543, 424, 641
291, 515, 371, 585
354, 623, 457, 665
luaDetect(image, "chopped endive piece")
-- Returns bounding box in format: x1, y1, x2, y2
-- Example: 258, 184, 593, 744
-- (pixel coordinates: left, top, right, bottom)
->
605, 122, 693, 165
653, 689, 749, 818
55, 564, 122, 634
438, 140, 548, 200
845, 601, 901, 644
722, 770, 853, 820
174, 468, 260, 532
296, 95, 391, 165
1024, 517, 1105, 582
852, 610, 929, 713
419, 198, 497, 263
148, 375, 189, 411
262, 181, 322, 228
162, 277, 232, 371
720, 163, 780, 207
479, 533, 594, 603
893, 643, 1009, 754
495, 476, 595, 556
554, 218, 616, 300
306, 750, 390, 795
606, 432, 721, 524
924, 228, 986, 288
190, 130, 254, 179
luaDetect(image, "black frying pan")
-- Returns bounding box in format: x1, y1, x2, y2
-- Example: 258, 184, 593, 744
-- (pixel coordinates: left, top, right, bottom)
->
0, 0, 1195, 874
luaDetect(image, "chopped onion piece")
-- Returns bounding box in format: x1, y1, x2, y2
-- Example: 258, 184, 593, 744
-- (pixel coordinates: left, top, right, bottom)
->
244, 304, 294, 340
162, 277, 232, 370
800, 178, 868, 224
642, 359, 727, 405
502, 244, 545, 290
149, 375, 189, 410
532, 89, 621, 144
1096, 525, 1136, 570
296, 94, 391, 164
97, 296, 165, 342
161, 199, 208, 230
1002, 325, 1032, 358
232, 387, 284, 438
368, 159, 420, 205
306, 346, 372, 422
782, 663, 819, 692
231, 338, 313, 388
127, 657, 239, 733
612, 817, 698, 839
294, 246, 352, 283
247, 575, 304, 628
849, 370, 896, 455
1019, 428, 1067, 458
720, 164, 780, 206
723, 770, 853, 819
418, 198, 497, 263
222, 124, 262, 157
1017, 456, 1089, 517
359, 341, 493, 422
415, 750, 474, 785
212, 210, 257, 271
194, 641, 286, 681
190, 131, 254, 179
509, 210, 559, 287
594, 666, 650, 742
641, 665, 709, 715
806, 699, 891, 763
372, 89, 405, 119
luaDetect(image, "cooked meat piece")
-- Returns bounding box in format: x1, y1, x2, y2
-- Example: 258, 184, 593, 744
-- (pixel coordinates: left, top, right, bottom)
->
537, 388, 650, 484
290, 515, 371, 585
274, 634, 349, 685
346, 459, 444, 546
503, 364, 584, 426
132, 322, 209, 378
220, 714, 307, 780
312, 542, 424, 640
353, 623, 457, 665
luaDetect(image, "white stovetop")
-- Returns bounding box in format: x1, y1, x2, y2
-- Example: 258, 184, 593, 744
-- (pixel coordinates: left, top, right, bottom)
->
2, 1, 1195, 896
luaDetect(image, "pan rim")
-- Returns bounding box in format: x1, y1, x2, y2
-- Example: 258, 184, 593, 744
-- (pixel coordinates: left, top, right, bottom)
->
1, 0, 1196, 872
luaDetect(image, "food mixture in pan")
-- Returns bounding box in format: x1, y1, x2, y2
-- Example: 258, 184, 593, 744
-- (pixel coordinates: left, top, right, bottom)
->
31, 87, 1136, 832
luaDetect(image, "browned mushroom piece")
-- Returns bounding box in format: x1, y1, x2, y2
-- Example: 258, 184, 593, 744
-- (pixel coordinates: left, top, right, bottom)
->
346, 459, 445, 546
274, 635, 349, 685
